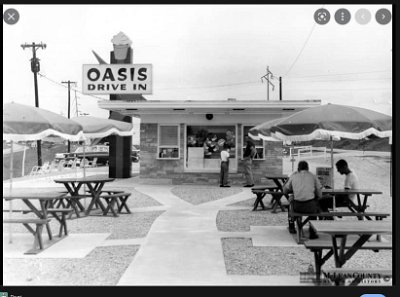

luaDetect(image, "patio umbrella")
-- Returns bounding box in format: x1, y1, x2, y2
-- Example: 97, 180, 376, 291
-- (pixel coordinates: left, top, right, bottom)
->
249, 116, 289, 142
3, 102, 84, 242
249, 116, 297, 170
71, 116, 134, 139
71, 116, 134, 187
267, 103, 392, 189
251, 103, 392, 210
4, 102, 84, 142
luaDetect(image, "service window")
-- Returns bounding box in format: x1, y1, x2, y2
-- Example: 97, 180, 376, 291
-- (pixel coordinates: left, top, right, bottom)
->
242, 126, 265, 160
186, 125, 237, 172
158, 125, 180, 159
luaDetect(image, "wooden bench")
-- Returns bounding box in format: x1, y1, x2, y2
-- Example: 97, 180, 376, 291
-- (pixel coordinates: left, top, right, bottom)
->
251, 186, 282, 211
99, 192, 131, 217
96, 190, 124, 195
22, 208, 74, 237
304, 237, 392, 283
3, 218, 51, 251
289, 211, 389, 243
322, 268, 392, 286
62, 194, 93, 218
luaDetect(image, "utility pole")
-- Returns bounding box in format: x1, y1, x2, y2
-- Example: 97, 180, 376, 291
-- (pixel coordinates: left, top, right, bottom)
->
74, 90, 79, 117
61, 80, 77, 153
21, 42, 46, 167
279, 76, 282, 101
261, 66, 275, 101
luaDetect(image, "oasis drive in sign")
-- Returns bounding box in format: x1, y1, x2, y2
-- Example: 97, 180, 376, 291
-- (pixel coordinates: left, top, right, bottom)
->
82, 64, 152, 95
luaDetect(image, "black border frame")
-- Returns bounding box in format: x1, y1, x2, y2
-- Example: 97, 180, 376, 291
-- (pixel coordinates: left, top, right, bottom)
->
2, 1, 398, 296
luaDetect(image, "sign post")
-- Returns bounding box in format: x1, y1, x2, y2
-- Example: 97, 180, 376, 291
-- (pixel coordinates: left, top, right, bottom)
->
82, 32, 152, 178
109, 33, 133, 178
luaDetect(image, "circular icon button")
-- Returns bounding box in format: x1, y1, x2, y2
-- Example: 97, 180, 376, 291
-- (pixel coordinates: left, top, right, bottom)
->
335, 8, 351, 25
376, 8, 391, 25
355, 9, 371, 25
3, 8, 19, 25
314, 8, 331, 25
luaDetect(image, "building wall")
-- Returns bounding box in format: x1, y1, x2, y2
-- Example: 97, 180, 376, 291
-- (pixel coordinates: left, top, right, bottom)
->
140, 121, 284, 185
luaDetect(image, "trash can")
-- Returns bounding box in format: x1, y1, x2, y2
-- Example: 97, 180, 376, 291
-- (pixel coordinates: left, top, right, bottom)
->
316, 167, 332, 188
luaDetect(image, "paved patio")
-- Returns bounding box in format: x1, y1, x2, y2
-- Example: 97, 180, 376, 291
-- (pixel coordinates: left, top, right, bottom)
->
3, 173, 306, 285
3, 150, 392, 286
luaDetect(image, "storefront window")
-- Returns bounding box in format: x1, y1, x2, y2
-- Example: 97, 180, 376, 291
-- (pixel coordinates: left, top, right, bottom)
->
186, 125, 236, 171
158, 125, 180, 159
242, 126, 265, 160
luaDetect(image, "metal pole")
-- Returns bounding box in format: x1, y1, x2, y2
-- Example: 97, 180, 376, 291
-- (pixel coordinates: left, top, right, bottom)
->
390, 144, 392, 197
68, 82, 71, 153
9, 141, 14, 243
267, 67, 269, 101
279, 77, 282, 101
330, 136, 336, 211
21, 145, 27, 176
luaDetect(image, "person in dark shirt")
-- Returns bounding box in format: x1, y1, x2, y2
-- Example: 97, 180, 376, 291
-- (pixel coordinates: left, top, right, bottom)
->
243, 139, 257, 187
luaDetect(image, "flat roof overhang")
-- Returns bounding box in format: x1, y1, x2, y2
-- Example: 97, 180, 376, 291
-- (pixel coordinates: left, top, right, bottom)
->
98, 99, 322, 116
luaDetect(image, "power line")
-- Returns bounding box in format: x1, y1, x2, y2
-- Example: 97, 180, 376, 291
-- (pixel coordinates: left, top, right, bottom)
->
158, 80, 259, 91
287, 70, 392, 79
61, 80, 77, 153
38, 72, 107, 101
283, 22, 317, 77
286, 77, 392, 83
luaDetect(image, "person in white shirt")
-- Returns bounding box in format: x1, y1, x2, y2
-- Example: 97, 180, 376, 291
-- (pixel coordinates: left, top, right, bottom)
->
220, 144, 231, 187
337, 159, 359, 203
320, 159, 360, 211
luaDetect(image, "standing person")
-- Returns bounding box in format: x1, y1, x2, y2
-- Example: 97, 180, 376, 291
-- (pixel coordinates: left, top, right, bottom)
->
319, 159, 359, 211
243, 139, 256, 187
220, 144, 230, 187
283, 161, 322, 239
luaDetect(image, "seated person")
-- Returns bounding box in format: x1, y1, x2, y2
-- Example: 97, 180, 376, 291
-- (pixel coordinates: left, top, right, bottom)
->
283, 161, 322, 239
319, 159, 359, 212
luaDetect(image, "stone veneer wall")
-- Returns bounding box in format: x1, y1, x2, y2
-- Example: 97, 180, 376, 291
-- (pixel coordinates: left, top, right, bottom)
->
140, 123, 283, 185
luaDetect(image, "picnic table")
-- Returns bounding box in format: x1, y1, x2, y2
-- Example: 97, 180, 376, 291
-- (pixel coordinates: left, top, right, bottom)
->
321, 189, 383, 218
265, 174, 289, 190
306, 220, 392, 284
251, 186, 285, 212
3, 189, 72, 254
54, 176, 115, 217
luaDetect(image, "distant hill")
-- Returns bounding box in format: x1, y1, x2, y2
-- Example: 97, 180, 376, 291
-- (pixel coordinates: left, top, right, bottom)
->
295, 137, 391, 152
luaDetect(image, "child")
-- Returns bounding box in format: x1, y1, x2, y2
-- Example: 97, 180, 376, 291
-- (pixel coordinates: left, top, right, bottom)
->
220, 144, 230, 187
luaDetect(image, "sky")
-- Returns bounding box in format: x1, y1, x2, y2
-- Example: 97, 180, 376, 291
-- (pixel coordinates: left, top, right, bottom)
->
3, 4, 393, 131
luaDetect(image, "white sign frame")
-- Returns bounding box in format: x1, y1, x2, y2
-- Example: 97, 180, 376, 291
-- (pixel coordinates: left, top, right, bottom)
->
82, 64, 152, 94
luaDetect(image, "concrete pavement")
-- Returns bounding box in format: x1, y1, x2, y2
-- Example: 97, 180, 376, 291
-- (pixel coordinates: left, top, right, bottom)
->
117, 186, 303, 286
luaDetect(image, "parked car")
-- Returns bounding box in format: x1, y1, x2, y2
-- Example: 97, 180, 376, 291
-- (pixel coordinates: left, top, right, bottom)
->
55, 144, 139, 165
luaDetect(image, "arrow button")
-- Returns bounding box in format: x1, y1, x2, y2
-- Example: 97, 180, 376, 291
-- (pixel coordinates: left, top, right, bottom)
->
355, 9, 371, 25
376, 8, 391, 25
